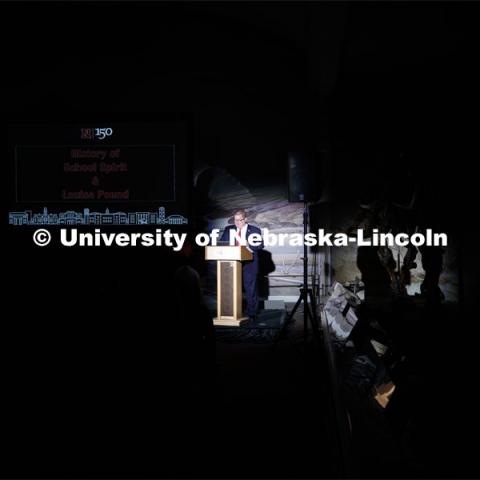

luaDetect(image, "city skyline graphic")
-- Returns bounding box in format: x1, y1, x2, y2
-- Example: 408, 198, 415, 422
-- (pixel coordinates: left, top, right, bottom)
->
9, 206, 188, 226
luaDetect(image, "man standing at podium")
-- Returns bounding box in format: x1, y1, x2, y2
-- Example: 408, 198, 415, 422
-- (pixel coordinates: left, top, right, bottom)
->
220, 209, 264, 320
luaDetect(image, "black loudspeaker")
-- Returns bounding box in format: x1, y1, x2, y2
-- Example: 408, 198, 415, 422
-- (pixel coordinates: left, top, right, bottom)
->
288, 151, 320, 203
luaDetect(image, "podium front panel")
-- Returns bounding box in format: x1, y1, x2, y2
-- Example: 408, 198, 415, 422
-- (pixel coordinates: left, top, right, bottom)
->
211, 258, 247, 326
219, 261, 234, 316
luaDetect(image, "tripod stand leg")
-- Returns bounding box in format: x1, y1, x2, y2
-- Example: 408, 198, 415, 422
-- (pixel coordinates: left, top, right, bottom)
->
307, 289, 322, 340
303, 297, 316, 342
308, 290, 320, 327
274, 294, 302, 347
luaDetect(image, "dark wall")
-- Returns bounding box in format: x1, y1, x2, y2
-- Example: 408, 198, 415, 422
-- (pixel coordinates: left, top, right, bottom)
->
4, 1, 477, 300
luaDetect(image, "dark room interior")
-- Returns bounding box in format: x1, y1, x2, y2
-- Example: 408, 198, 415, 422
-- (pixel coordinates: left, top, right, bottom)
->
3, 2, 479, 479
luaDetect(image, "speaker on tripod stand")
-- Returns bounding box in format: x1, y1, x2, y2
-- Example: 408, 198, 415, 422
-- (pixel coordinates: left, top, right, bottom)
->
276, 151, 322, 345
288, 150, 320, 204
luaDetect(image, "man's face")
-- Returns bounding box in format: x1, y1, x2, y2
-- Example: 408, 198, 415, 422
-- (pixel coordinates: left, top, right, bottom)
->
234, 214, 246, 229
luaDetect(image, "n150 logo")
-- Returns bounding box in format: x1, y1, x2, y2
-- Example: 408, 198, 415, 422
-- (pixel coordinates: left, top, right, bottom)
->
80, 127, 113, 140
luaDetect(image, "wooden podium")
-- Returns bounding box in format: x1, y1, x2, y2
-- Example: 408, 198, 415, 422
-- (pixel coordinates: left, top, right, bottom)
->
205, 245, 253, 326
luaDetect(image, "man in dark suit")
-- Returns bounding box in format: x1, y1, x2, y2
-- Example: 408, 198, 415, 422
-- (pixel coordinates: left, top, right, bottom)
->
220, 209, 264, 320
